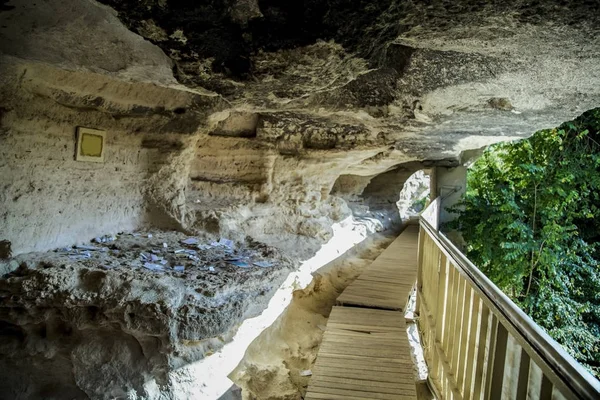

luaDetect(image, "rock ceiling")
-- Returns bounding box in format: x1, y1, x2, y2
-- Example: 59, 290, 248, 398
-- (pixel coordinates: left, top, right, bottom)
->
1, 1, 600, 398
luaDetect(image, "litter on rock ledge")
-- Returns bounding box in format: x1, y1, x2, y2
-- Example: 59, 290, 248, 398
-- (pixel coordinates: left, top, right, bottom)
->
181, 238, 199, 245
76, 245, 100, 251
253, 261, 273, 268
143, 262, 164, 272
219, 238, 234, 248
300, 370, 312, 377
229, 260, 251, 268
208, 266, 216, 272
94, 235, 116, 244
211, 238, 234, 248
188, 255, 200, 262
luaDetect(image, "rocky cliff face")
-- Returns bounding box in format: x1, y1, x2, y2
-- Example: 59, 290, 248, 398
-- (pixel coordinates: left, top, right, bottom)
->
3, 0, 599, 256
1, 0, 599, 398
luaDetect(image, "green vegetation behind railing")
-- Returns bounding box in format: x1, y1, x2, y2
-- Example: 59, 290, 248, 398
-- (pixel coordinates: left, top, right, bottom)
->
447, 108, 600, 378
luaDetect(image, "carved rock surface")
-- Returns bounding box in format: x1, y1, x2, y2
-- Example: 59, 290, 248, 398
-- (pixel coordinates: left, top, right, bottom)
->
0, 0, 599, 398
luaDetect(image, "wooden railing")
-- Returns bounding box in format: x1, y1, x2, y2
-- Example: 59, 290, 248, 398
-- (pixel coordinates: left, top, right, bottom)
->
416, 198, 600, 400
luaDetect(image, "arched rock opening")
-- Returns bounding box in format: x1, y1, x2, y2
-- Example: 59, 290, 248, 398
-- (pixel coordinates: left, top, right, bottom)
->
331, 162, 435, 229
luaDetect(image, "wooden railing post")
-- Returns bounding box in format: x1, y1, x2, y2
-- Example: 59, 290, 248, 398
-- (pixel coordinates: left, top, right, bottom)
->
415, 226, 425, 314
488, 323, 508, 400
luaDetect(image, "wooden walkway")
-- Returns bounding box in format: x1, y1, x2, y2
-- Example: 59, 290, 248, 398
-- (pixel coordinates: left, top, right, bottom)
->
337, 225, 419, 311
306, 226, 419, 400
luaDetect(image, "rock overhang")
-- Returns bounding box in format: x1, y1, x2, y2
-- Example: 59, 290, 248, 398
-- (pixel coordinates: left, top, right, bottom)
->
1, 1, 600, 398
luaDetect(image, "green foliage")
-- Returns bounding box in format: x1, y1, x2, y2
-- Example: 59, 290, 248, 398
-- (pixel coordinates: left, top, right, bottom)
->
412, 194, 429, 213
448, 108, 600, 378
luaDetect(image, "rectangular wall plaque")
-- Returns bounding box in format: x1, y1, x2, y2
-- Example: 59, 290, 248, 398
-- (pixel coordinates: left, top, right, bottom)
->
75, 127, 106, 162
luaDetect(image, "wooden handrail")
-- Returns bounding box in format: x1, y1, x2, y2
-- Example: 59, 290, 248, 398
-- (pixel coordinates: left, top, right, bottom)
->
417, 198, 600, 400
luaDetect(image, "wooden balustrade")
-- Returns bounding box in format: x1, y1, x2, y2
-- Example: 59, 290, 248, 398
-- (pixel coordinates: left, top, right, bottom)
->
416, 199, 600, 400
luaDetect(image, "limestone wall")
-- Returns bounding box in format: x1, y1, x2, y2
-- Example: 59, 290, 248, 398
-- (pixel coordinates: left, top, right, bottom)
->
0, 62, 223, 255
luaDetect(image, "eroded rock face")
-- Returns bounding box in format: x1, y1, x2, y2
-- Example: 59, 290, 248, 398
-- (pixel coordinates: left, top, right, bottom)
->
1, 0, 599, 398
0, 231, 294, 399
3, 0, 599, 256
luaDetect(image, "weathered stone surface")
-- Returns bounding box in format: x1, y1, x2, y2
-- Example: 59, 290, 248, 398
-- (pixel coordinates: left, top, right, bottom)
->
1, 0, 599, 398
0, 0, 175, 84
0, 232, 294, 399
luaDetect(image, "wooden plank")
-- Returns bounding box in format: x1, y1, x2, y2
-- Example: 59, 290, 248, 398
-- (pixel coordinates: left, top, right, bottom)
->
356, 277, 412, 285
347, 280, 408, 288
516, 347, 531, 400
527, 362, 544, 400
320, 336, 410, 349
540, 374, 553, 399
551, 387, 568, 400
327, 306, 407, 321
315, 351, 412, 365
338, 286, 404, 297
314, 355, 414, 370
457, 284, 474, 392
451, 276, 467, 372
323, 329, 407, 339
502, 335, 523, 399
305, 391, 378, 400
313, 360, 415, 376
471, 304, 491, 400
427, 235, 440, 316
308, 384, 411, 400
430, 251, 446, 384
311, 366, 412, 384
444, 264, 459, 356
318, 343, 411, 357
314, 352, 408, 365
326, 322, 405, 332
309, 382, 416, 397
489, 322, 509, 400
318, 340, 412, 354
318, 345, 412, 358
336, 298, 403, 310
321, 329, 400, 339
337, 226, 418, 310
463, 293, 481, 400
310, 376, 416, 392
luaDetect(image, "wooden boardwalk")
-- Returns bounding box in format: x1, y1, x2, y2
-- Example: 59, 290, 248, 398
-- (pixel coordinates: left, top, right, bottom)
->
337, 225, 419, 311
306, 226, 419, 400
